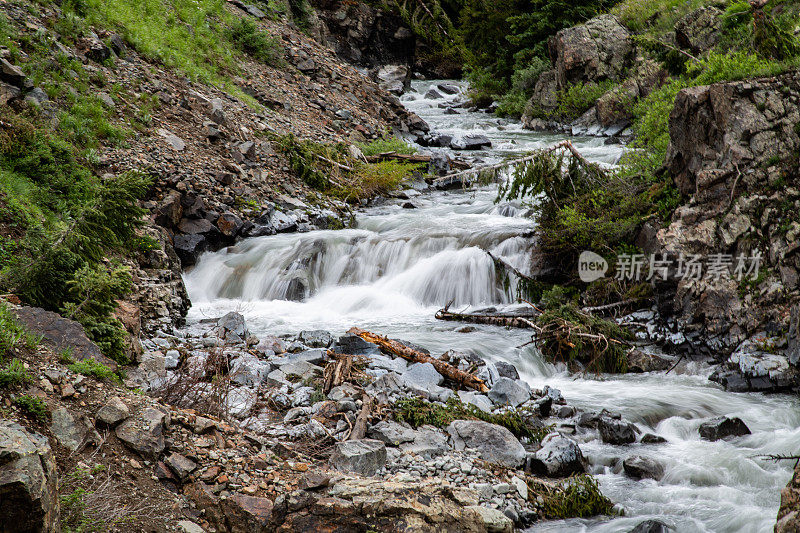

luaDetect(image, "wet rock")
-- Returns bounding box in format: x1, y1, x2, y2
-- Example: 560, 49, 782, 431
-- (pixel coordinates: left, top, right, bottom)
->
447, 420, 526, 468
698, 417, 751, 441
437, 83, 460, 95
333, 334, 381, 356
96, 396, 130, 426
623, 455, 664, 481
629, 519, 673, 533
165, 452, 197, 482
217, 312, 249, 340
627, 349, 672, 373
598, 416, 637, 445
329, 439, 387, 476
173, 234, 209, 266
528, 433, 586, 477
216, 212, 243, 238
298, 330, 332, 348
373, 64, 410, 95
640, 433, 667, 444
0, 421, 59, 532
115, 407, 168, 459
425, 88, 443, 99
488, 377, 531, 407
450, 135, 492, 151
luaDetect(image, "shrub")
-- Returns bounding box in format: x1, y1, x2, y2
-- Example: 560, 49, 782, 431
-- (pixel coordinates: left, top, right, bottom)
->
496, 57, 550, 117
356, 138, 416, 157
14, 395, 48, 422
0, 304, 40, 358
69, 358, 119, 382
227, 18, 283, 66
394, 396, 548, 441
530, 474, 616, 519
0, 358, 32, 388
555, 81, 616, 120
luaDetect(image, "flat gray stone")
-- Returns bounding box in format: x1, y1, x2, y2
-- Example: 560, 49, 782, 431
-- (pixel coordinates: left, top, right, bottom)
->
529, 433, 587, 477
329, 439, 387, 476
447, 420, 525, 468
96, 396, 130, 426
488, 377, 531, 407
368, 420, 417, 446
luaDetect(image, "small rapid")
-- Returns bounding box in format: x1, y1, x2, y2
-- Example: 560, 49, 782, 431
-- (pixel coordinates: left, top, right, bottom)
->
184, 80, 800, 533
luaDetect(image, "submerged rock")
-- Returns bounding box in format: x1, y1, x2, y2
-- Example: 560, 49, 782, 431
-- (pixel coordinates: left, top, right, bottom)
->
623, 455, 665, 481
598, 415, 637, 445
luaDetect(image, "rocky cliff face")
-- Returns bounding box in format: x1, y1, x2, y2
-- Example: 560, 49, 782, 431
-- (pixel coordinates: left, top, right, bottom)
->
651, 73, 800, 384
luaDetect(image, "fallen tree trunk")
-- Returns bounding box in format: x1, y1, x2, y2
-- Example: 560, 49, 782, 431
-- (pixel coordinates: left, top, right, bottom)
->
435, 308, 538, 329
347, 327, 489, 393
347, 393, 373, 441
323, 353, 354, 393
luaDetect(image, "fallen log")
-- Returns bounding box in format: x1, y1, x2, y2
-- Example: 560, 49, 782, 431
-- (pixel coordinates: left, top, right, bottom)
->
347, 393, 373, 441
323, 353, 354, 393
435, 308, 539, 329
347, 327, 489, 393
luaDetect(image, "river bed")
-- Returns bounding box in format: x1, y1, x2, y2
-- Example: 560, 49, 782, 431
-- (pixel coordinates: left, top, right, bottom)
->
183, 80, 800, 533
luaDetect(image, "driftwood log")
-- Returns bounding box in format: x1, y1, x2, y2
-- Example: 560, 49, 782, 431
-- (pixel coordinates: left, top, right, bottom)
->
435, 308, 538, 328
347, 393, 373, 441
347, 327, 489, 393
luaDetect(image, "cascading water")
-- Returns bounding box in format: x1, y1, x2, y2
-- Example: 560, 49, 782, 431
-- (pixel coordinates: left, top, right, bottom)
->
184, 80, 800, 533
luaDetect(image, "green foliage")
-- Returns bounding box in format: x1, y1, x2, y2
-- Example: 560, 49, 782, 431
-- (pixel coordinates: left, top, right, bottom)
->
0, 304, 40, 358
356, 137, 416, 157
496, 57, 549, 117
394, 396, 548, 442
13, 394, 48, 422
69, 358, 119, 382
227, 18, 283, 66
611, 0, 706, 33
531, 474, 617, 519
0, 358, 32, 388
555, 81, 616, 120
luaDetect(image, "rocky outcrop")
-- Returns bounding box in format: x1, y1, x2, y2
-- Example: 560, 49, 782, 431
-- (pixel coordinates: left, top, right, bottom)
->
777, 462, 800, 533
550, 14, 634, 89
0, 421, 59, 532
652, 73, 800, 362
674, 7, 722, 54
311, 0, 416, 68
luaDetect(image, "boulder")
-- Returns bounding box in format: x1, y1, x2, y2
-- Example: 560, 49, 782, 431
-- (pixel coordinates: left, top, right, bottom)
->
96, 396, 130, 426
629, 520, 673, 533
598, 415, 637, 445
437, 83, 460, 95
399, 426, 449, 459
675, 7, 722, 54
551, 14, 634, 89
424, 88, 443, 99
623, 455, 665, 481
328, 439, 387, 476
789, 304, 800, 367
488, 377, 531, 407
373, 65, 411, 95
217, 312, 249, 341
450, 135, 492, 151
217, 212, 243, 238
298, 330, 332, 348
447, 420, 526, 468
402, 362, 443, 389
0, 58, 28, 87
173, 234, 209, 266
627, 349, 672, 373
528, 433, 586, 477
523, 70, 558, 127
11, 305, 117, 371
333, 334, 381, 356
464, 505, 514, 533
50, 407, 99, 453
457, 391, 494, 413
698, 417, 751, 441
115, 407, 168, 459
368, 420, 417, 446
0, 421, 59, 532
165, 452, 198, 482
222, 493, 273, 532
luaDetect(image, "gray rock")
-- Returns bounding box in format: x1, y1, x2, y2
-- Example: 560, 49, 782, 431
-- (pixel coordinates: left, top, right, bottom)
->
458, 391, 494, 413
298, 330, 332, 348
164, 349, 180, 369
333, 334, 382, 356
675, 7, 722, 54
447, 420, 526, 468
425, 88, 443, 99
329, 439, 387, 476
230, 356, 272, 387
598, 416, 637, 445
367, 354, 407, 374
285, 348, 326, 366
623, 455, 665, 481
403, 362, 443, 389
788, 304, 799, 367
465, 505, 514, 533
374, 64, 411, 95
273, 359, 322, 380
493, 361, 519, 380
165, 452, 197, 481
488, 377, 531, 407
698, 417, 751, 441
528, 433, 586, 477
437, 83, 460, 95
368, 420, 417, 446
50, 407, 97, 452
216, 312, 248, 339
96, 396, 130, 426
450, 135, 492, 151
400, 426, 449, 459
629, 519, 673, 533
115, 407, 168, 458
0, 421, 59, 531
255, 335, 286, 355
